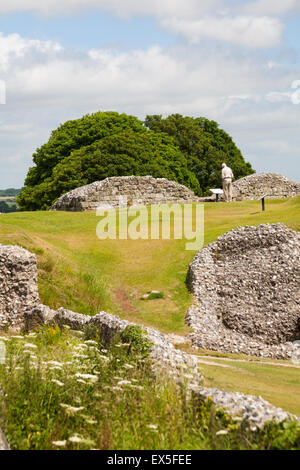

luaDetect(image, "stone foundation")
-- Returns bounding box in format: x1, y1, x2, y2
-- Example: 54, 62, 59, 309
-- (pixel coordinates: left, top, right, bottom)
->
187, 223, 300, 359
50, 175, 200, 211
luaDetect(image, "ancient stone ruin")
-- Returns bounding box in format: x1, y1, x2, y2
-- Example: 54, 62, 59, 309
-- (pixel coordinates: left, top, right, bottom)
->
230, 173, 300, 201
51, 175, 200, 211
187, 223, 300, 359
0, 242, 298, 428
0, 245, 40, 330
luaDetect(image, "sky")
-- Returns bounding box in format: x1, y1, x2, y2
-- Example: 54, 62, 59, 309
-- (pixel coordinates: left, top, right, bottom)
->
0, 0, 300, 188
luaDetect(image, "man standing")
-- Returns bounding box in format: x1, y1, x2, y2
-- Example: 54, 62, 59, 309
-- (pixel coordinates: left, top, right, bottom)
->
222, 163, 234, 202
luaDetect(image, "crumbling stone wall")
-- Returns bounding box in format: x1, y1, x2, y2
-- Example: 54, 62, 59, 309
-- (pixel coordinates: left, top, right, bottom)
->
187, 223, 300, 359
50, 176, 200, 211
0, 245, 40, 329
230, 173, 300, 201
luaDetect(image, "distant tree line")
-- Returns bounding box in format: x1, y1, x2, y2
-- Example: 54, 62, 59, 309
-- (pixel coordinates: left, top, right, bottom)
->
17, 111, 255, 211
0, 188, 21, 197
0, 201, 18, 213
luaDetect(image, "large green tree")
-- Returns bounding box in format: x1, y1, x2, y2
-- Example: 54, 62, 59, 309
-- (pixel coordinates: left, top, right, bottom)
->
18, 128, 199, 210
145, 114, 254, 195
18, 111, 255, 211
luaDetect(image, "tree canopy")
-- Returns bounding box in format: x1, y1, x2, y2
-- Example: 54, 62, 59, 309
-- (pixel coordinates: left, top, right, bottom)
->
18, 111, 254, 210
145, 114, 254, 193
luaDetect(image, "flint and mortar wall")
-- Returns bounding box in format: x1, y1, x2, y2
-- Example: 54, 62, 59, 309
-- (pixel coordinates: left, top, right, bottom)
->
0, 245, 40, 330
51, 176, 200, 211
230, 173, 300, 201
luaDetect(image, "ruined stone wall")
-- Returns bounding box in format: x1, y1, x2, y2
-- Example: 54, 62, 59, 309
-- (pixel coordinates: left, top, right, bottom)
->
50, 176, 200, 211
230, 173, 300, 201
187, 223, 300, 359
0, 245, 40, 329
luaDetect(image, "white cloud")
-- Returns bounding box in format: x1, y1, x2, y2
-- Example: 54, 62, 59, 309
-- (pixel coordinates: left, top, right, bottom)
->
241, 0, 300, 16
0, 30, 300, 188
162, 15, 284, 48
0, 33, 62, 72
0, 0, 220, 17
0, 1, 291, 49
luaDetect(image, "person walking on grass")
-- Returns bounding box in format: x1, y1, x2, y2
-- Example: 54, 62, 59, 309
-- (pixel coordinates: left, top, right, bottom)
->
222, 163, 234, 202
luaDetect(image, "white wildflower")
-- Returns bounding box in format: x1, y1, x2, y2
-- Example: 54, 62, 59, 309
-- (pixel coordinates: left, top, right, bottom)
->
77, 379, 87, 384
64, 406, 85, 415
23, 343, 37, 349
100, 349, 108, 354
117, 380, 132, 386
75, 373, 98, 382
147, 424, 158, 431
184, 374, 194, 380
74, 345, 88, 351
123, 363, 134, 369
68, 435, 95, 446
11, 335, 24, 339
68, 435, 84, 443
46, 361, 64, 367
73, 354, 89, 359
84, 340, 98, 345
98, 355, 109, 362
51, 379, 64, 387
28, 332, 37, 337
216, 430, 229, 436
112, 386, 123, 391
52, 440, 67, 447
49, 366, 63, 371
130, 385, 144, 391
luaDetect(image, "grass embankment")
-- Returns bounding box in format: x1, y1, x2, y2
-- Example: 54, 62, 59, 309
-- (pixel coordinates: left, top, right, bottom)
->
1, 326, 299, 450
0, 197, 299, 418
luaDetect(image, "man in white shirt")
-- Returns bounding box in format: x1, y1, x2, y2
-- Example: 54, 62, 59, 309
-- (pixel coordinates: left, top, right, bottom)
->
222, 163, 234, 202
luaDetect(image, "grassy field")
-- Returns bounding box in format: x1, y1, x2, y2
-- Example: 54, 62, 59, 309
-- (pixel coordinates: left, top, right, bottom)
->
0, 196, 300, 418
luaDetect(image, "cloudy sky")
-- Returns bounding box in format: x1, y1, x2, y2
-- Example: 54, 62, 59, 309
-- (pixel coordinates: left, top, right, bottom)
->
0, 0, 300, 188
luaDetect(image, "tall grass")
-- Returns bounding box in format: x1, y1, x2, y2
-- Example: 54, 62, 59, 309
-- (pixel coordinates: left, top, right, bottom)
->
0, 326, 299, 450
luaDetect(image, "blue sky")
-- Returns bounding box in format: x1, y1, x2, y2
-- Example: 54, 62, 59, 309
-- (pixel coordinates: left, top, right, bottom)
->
0, 0, 299, 188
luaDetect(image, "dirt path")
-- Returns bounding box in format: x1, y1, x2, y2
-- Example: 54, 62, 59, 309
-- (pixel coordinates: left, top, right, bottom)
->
198, 354, 300, 369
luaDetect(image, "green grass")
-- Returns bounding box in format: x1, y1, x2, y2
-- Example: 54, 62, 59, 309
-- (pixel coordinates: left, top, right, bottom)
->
1, 326, 299, 450
0, 197, 299, 334
177, 345, 300, 416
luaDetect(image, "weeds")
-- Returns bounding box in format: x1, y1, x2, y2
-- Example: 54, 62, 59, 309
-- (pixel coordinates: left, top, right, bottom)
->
0, 326, 299, 450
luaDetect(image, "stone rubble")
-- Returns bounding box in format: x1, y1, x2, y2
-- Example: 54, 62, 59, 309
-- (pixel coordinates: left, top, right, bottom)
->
0, 426, 10, 450
187, 223, 300, 359
50, 175, 200, 211
230, 173, 300, 201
